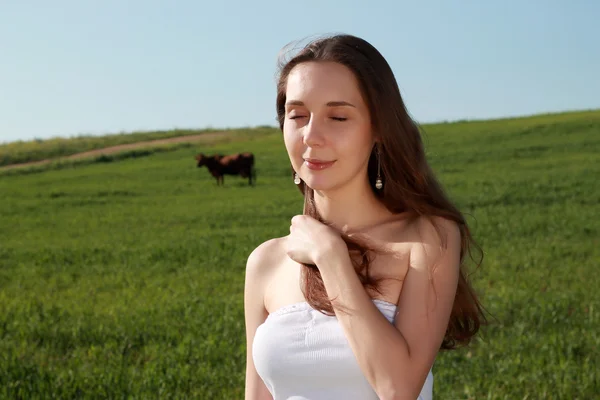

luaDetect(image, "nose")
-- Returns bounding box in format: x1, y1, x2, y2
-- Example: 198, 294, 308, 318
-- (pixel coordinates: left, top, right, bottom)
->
303, 117, 325, 148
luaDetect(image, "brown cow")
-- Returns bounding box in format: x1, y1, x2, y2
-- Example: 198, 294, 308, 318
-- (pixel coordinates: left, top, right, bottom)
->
195, 152, 256, 186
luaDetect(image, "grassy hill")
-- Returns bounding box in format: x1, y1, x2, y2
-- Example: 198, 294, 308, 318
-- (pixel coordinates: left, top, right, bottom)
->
0, 110, 598, 398
0, 127, 276, 175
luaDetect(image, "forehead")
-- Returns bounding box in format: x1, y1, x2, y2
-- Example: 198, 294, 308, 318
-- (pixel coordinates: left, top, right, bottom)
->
285, 61, 364, 105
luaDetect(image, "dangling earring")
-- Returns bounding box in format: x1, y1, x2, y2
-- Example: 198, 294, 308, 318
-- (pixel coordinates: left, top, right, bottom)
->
375, 146, 383, 190
294, 173, 301, 185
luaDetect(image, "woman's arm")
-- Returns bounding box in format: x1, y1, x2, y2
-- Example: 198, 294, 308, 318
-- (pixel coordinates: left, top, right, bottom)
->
317, 217, 461, 400
244, 241, 277, 400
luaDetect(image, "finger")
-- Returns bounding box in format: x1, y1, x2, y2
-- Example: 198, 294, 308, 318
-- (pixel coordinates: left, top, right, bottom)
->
292, 214, 309, 225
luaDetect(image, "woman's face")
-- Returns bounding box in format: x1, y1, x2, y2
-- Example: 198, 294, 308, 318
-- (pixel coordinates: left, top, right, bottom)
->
283, 61, 375, 193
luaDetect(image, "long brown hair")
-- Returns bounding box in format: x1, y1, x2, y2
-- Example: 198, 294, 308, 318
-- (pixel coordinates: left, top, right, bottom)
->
275, 34, 486, 350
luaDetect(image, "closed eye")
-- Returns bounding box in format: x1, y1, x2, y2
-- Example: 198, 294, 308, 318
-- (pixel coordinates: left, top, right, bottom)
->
331, 117, 347, 121
289, 115, 306, 120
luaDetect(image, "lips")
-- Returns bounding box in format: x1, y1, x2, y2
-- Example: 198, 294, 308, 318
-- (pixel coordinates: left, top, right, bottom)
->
304, 158, 336, 170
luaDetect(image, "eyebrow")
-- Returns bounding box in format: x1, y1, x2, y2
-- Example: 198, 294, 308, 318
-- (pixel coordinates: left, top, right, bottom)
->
285, 100, 356, 108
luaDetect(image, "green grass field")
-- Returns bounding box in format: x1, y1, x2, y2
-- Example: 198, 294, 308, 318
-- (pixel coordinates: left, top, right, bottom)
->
0, 110, 598, 399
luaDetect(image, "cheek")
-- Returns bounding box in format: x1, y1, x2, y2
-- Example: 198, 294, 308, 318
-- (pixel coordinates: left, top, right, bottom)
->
283, 126, 303, 165
339, 125, 374, 158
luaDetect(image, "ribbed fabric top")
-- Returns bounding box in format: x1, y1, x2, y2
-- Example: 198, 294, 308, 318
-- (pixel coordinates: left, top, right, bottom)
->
253, 299, 433, 400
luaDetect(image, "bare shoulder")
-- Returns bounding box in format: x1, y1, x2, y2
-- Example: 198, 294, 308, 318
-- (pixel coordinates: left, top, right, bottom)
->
409, 215, 462, 271
414, 215, 460, 244
245, 236, 288, 283
244, 236, 288, 323
372, 213, 458, 247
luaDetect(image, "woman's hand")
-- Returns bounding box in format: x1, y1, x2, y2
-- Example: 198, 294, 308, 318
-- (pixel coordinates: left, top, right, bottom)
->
285, 215, 347, 268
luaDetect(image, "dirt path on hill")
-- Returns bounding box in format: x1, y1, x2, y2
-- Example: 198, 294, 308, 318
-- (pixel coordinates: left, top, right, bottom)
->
1, 131, 235, 171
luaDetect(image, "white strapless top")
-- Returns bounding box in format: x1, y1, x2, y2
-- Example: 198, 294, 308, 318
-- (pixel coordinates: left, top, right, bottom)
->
253, 299, 434, 400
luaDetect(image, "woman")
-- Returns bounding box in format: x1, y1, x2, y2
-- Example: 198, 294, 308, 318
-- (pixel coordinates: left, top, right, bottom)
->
244, 34, 486, 400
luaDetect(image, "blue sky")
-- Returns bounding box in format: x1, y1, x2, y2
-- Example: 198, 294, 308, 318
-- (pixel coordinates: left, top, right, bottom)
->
1, 0, 598, 143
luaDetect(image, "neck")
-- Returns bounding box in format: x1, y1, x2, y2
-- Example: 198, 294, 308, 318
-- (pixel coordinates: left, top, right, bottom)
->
310, 177, 394, 233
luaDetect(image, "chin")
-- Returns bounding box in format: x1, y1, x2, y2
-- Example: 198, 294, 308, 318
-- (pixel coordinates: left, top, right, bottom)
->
302, 177, 339, 192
